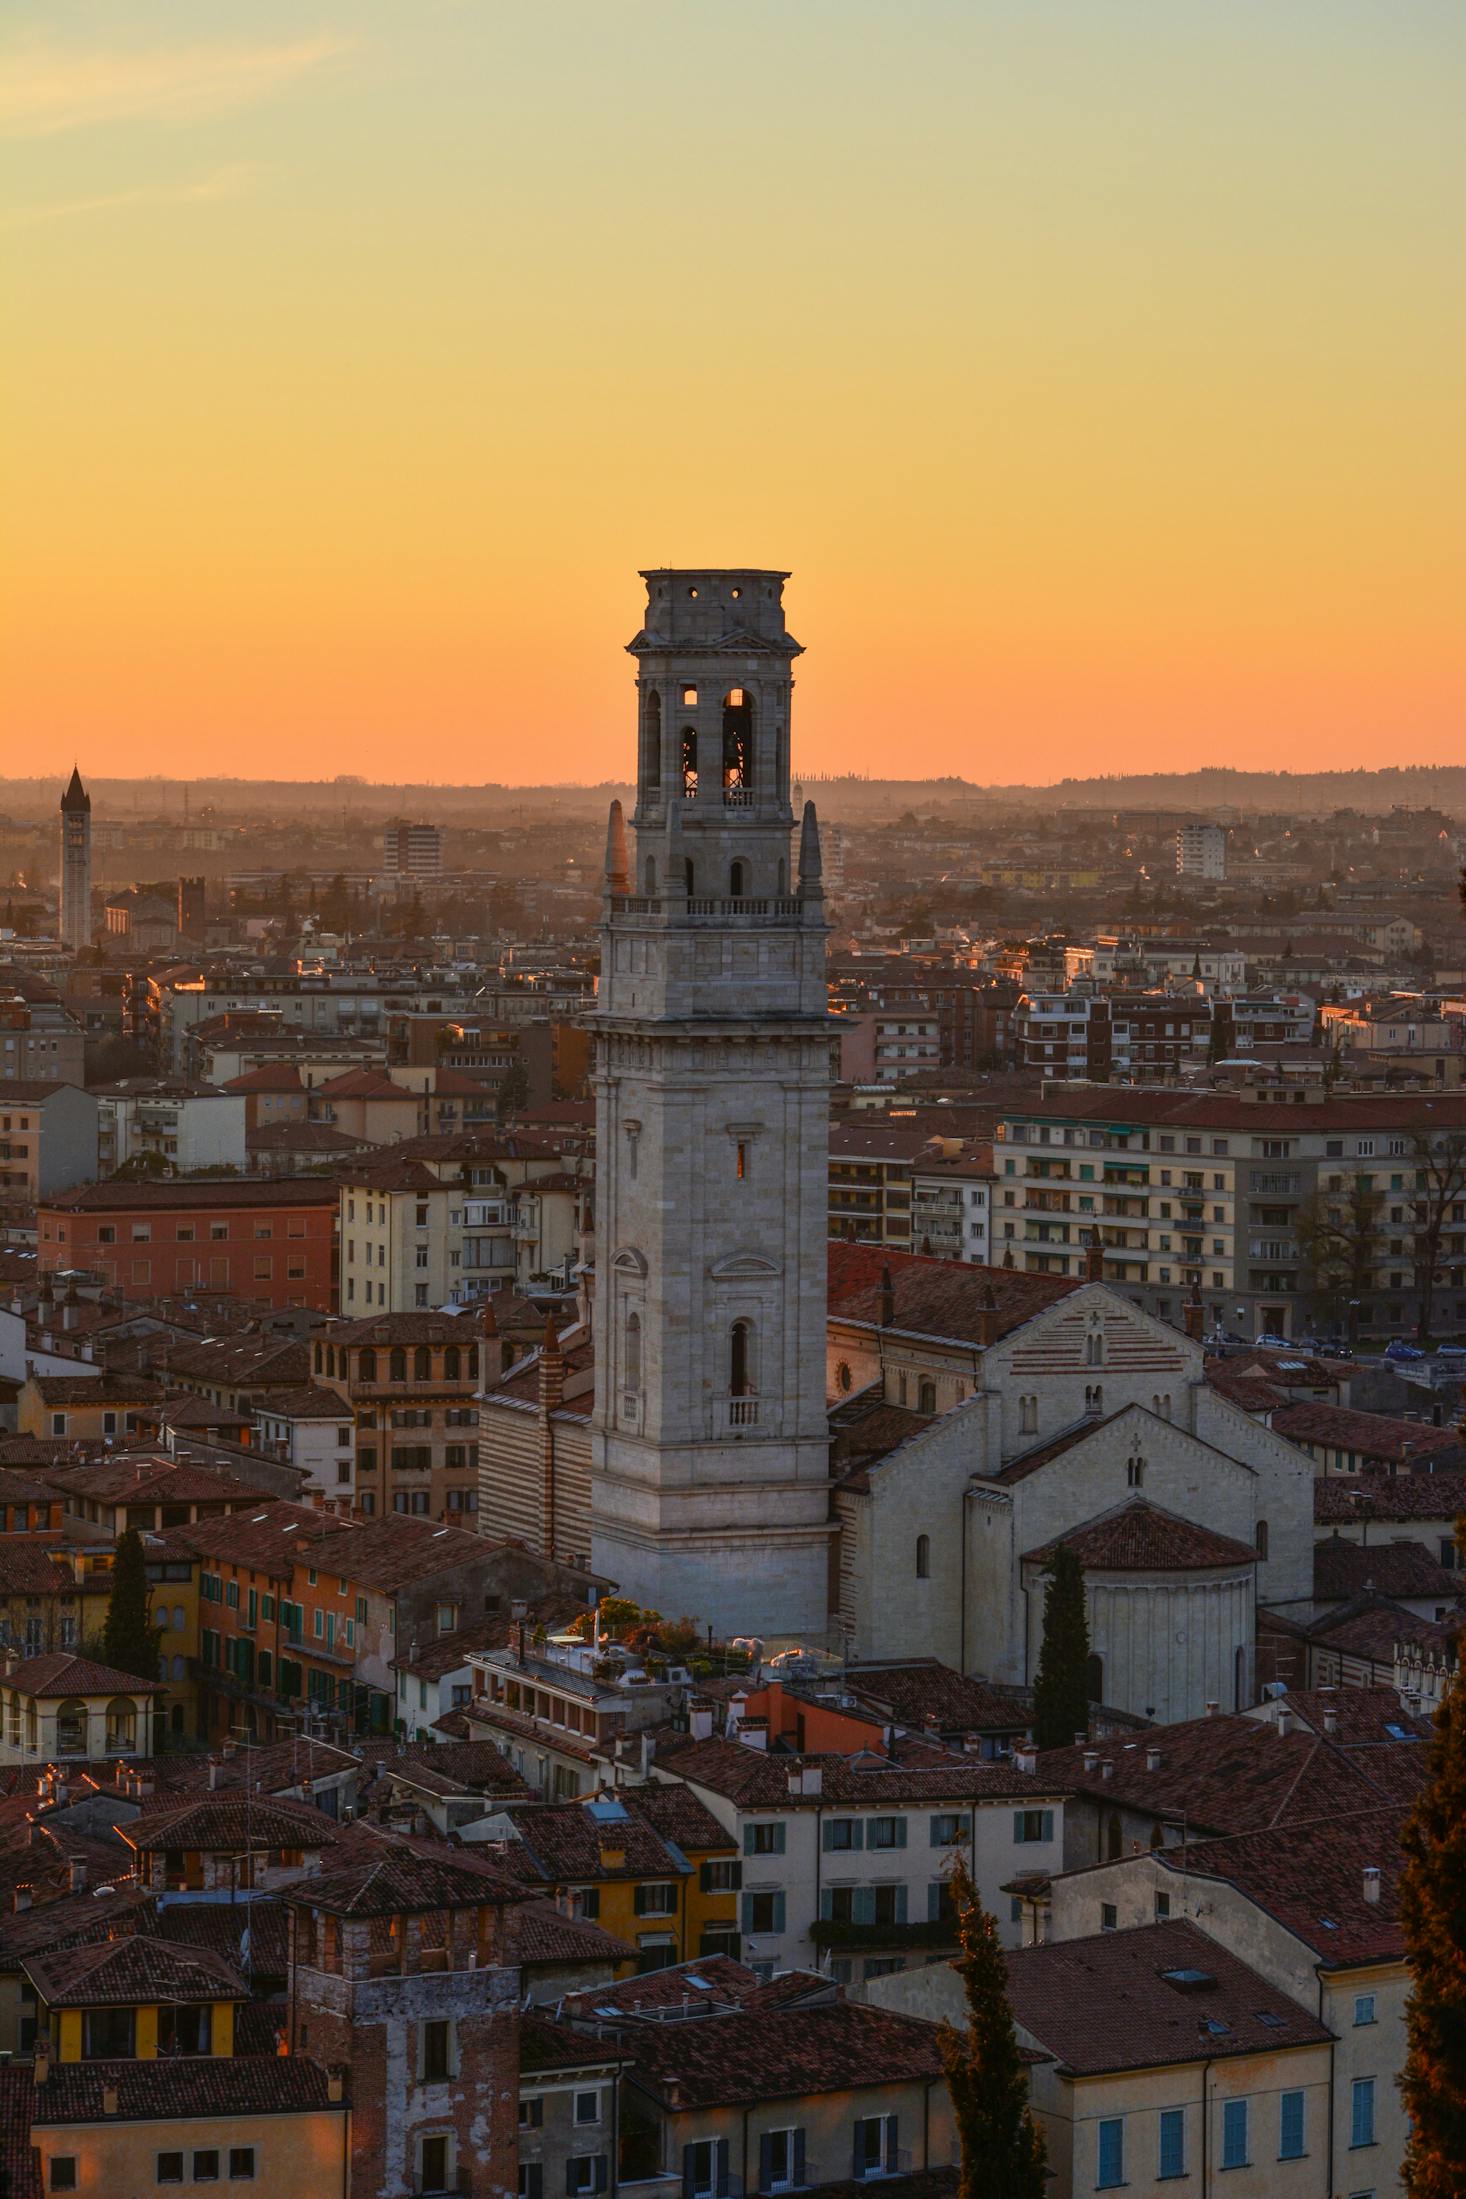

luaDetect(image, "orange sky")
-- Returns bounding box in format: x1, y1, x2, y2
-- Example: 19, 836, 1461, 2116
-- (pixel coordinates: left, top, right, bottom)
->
3, 3, 1463, 785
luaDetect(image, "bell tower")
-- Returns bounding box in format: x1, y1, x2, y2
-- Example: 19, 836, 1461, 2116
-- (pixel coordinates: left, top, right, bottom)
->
590, 569, 832, 1642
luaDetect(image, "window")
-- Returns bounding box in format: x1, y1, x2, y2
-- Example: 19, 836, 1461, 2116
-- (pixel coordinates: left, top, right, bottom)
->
193, 2153, 220, 2184
852, 2116, 898, 2181
1279, 2089, 1305, 2160
760, 2128, 802, 2194
83, 2006, 135, 2058
744, 1822, 786, 1856
158, 2156, 185, 2185
1158, 2108, 1185, 2180
574, 2091, 600, 2124
633, 1881, 677, 1916
742, 1889, 786, 1935
1013, 1809, 1054, 1844
683, 2141, 728, 2199
929, 1813, 964, 1847
1353, 1992, 1376, 2025
48, 2165, 76, 2194
914, 1534, 930, 1579
519, 2099, 544, 2129
1351, 2078, 1376, 2149
1255, 1519, 1269, 1561
1154, 1890, 1170, 1921
420, 2019, 452, 2082
1097, 2118, 1124, 2189
700, 1858, 741, 1891
867, 1815, 907, 1850
159, 2004, 212, 2055
419, 2136, 452, 2194
229, 2151, 256, 2182
730, 1319, 754, 1397
519, 2169, 544, 2199
824, 1818, 862, 1852
566, 2162, 608, 2197
917, 1379, 937, 1415
1126, 1455, 1145, 1487
1221, 2099, 1248, 2169
1100, 1902, 1118, 1932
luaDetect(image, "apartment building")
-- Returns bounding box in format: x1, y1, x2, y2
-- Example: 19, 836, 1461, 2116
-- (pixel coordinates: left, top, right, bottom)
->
1013, 992, 1110, 1080
0, 974, 86, 1086
381, 819, 442, 878
1176, 820, 1228, 878
0, 1083, 98, 1201
828, 1124, 924, 1246
39, 1178, 338, 1309
94, 1078, 246, 1176
835, 1008, 941, 1084
994, 1087, 1466, 1340
311, 1309, 483, 1520
338, 1133, 582, 1313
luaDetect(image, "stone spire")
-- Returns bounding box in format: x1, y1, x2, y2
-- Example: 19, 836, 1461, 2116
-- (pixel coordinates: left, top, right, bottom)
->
604, 800, 629, 895
797, 800, 822, 897
61, 766, 90, 814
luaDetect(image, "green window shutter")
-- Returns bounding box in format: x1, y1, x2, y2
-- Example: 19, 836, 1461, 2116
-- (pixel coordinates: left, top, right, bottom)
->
1042, 1809, 1054, 1842
742, 1826, 758, 1857
771, 1891, 785, 1933
894, 1884, 908, 1924
854, 1887, 876, 1926
820, 1888, 834, 1921
741, 1892, 755, 1933
1013, 1810, 1024, 1841
893, 1818, 907, 1849
928, 1882, 942, 1922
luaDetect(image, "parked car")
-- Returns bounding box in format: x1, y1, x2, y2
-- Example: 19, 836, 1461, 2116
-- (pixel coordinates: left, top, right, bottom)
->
1386, 1340, 1426, 1363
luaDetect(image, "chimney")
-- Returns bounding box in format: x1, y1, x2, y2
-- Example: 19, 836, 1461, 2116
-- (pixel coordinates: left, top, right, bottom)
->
1322, 1705, 1339, 1737
688, 1703, 713, 1743
1013, 1740, 1037, 1776
736, 1716, 769, 1752
1082, 1747, 1099, 1773
1362, 1866, 1381, 1905
1099, 1757, 1114, 1780
1072, 1731, 1087, 1749
1276, 1705, 1293, 1737
67, 1857, 86, 1893
975, 1285, 999, 1351
878, 1265, 895, 1330
33, 2042, 49, 2086
1084, 1231, 1105, 1284
101, 2084, 119, 2115
787, 1762, 823, 1798
1145, 1745, 1162, 1772
1204, 1700, 1219, 1718
207, 1755, 221, 1791
327, 2068, 345, 2103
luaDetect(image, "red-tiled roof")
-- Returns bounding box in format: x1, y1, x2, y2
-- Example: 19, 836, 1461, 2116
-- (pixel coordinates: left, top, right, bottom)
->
289, 1841, 527, 1916
1024, 1498, 1259, 1573
24, 1935, 244, 2009
43, 1178, 336, 1212
826, 1242, 1078, 1344
1274, 1402, 1462, 1465
659, 1741, 1065, 1810
1314, 1534, 1463, 1604
503, 1897, 634, 1969
1005, 1918, 1331, 2075
1163, 1807, 1409, 1964
27, 2054, 344, 2125
3, 1652, 162, 1698
121, 1795, 340, 1854
613, 1998, 945, 2107
1315, 1474, 1466, 1525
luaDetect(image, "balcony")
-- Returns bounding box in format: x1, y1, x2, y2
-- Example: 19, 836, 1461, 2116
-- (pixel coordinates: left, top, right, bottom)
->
722, 787, 755, 809
714, 1396, 762, 1435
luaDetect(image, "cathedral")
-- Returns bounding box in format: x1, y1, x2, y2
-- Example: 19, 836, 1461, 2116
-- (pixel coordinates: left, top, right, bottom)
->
476, 569, 1313, 1711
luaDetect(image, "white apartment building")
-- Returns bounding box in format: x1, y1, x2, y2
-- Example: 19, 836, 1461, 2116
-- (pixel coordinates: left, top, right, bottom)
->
95, 1081, 247, 1177
382, 820, 443, 879
1176, 822, 1228, 880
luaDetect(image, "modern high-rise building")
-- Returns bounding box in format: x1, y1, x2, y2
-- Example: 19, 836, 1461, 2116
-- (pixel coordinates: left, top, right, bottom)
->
58, 766, 92, 950
382, 819, 443, 878
590, 568, 833, 1640
1176, 820, 1227, 880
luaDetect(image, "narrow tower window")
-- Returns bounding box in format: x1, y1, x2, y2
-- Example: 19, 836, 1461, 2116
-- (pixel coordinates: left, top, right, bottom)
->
729, 1320, 754, 1397
681, 725, 698, 797
722, 690, 754, 798
624, 1311, 642, 1395
915, 1535, 930, 1579
644, 689, 662, 795
729, 861, 746, 898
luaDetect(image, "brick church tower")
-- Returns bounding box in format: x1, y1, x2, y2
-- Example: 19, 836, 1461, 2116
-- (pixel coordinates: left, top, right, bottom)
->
590, 569, 833, 1643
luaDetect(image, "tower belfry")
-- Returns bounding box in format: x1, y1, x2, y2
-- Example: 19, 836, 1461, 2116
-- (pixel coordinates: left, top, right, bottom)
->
590, 569, 833, 1641
58, 766, 92, 952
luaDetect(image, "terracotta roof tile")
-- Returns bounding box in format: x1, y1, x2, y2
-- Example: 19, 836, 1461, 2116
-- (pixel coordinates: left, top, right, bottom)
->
121, 1794, 340, 1854
1315, 1473, 1466, 1526
1274, 1402, 1462, 1466
1314, 1534, 1463, 1603
1024, 1498, 1260, 1573
3, 1651, 162, 1697
659, 1741, 1065, 1809
610, 1998, 945, 2107
27, 2054, 343, 2125
1162, 1807, 1409, 1964
288, 1840, 527, 1916
826, 1242, 1079, 1345
24, 1935, 243, 2008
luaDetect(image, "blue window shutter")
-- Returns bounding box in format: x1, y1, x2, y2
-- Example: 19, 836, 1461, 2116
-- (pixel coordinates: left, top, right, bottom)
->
758, 2135, 772, 2193
852, 2124, 865, 2180
792, 2130, 806, 2187
885, 2113, 899, 2165
1280, 2090, 1304, 2159
893, 1884, 908, 1924
594, 2161, 608, 2195
741, 1892, 755, 1933
822, 1820, 834, 1853
1159, 2108, 1184, 2179
715, 2139, 731, 2197
772, 1891, 785, 1933
774, 1823, 786, 1854
682, 2147, 697, 2199
1012, 1810, 1024, 1841
854, 1886, 876, 1926
928, 1881, 942, 1922
852, 1820, 864, 1850
893, 1818, 907, 1849
819, 1888, 833, 1921
1042, 1810, 1054, 1842
1097, 2119, 1123, 2187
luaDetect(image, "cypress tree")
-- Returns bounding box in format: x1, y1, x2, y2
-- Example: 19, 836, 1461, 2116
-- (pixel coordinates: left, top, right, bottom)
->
938, 1855, 1047, 2199
102, 1528, 161, 1682
1400, 1544, 1466, 2196
1031, 1542, 1091, 1751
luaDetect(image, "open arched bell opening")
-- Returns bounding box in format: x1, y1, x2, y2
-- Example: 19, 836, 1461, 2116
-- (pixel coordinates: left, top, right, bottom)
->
722, 690, 754, 796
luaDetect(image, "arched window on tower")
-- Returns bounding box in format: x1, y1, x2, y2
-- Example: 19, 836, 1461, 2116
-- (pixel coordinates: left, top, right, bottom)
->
624, 1311, 642, 1398
915, 1534, 930, 1579
644, 856, 657, 894
414, 1346, 431, 1383
729, 1320, 754, 1397
389, 1348, 407, 1385
644, 688, 662, 796
443, 1344, 460, 1381
680, 724, 698, 798
359, 1348, 376, 1384
729, 860, 746, 898
1255, 1519, 1269, 1560
722, 690, 754, 801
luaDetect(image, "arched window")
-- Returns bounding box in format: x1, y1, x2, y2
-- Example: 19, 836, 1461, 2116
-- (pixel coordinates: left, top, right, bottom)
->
1087, 1652, 1105, 1706
466, 1345, 479, 1380
443, 1344, 461, 1381
1127, 1455, 1145, 1488
915, 1534, 930, 1579
414, 1346, 431, 1382
722, 689, 754, 796
645, 856, 657, 894
684, 858, 695, 896
680, 724, 698, 797
918, 1379, 937, 1415
1085, 1331, 1105, 1366
624, 1311, 642, 1395
729, 860, 746, 898
644, 688, 662, 792
729, 1320, 754, 1397
1019, 1395, 1038, 1434
1149, 1824, 1164, 1850
389, 1348, 407, 1384
1255, 1519, 1269, 1560
359, 1348, 376, 1384
1084, 1384, 1104, 1414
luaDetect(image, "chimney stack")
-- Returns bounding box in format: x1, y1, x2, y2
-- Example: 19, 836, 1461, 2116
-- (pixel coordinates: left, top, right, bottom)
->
1322, 1705, 1339, 1737
1204, 1700, 1219, 1718
1145, 1745, 1162, 1772
1276, 1705, 1293, 1737
1362, 1866, 1381, 1905
975, 1285, 999, 1350
878, 1265, 895, 1331
1084, 1230, 1105, 1284
539, 1313, 565, 1415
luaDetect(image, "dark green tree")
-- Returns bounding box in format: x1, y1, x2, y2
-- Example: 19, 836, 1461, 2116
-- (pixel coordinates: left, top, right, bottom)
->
102, 1528, 161, 1682
938, 1854, 1047, 2199
1400, 1532, 1466, 2196
1031, 1542, 1091, 1750
497, 1055, 530, 1120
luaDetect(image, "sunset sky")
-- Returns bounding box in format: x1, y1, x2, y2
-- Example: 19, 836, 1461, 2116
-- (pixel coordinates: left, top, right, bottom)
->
3, 2, 1463, 787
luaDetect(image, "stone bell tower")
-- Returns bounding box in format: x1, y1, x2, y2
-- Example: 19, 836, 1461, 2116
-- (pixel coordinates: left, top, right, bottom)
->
590, 569, 832, 1642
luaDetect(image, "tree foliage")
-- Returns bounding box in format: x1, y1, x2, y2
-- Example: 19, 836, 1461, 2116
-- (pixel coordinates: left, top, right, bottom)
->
938, 1855, 1047, 2199
1295, 1172, 1382, 1336
1400, 1536, 1466, 2196
1031, 1543, 1091, 1751
1409, 1129, 1466, 1347
102, 1528, 161, 1683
